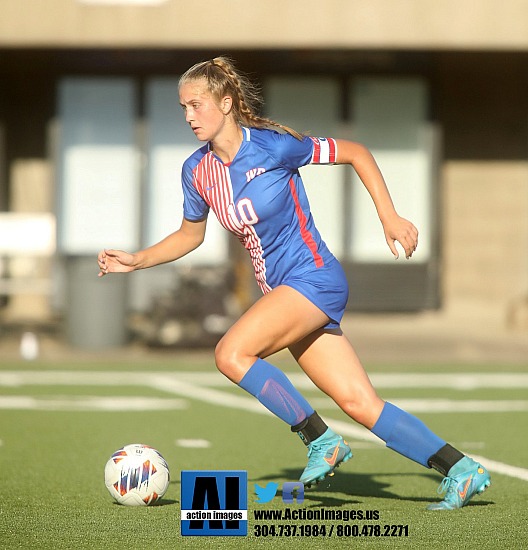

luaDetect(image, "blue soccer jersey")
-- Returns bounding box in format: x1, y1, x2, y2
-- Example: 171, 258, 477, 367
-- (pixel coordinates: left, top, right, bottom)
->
181, 127, 340, 298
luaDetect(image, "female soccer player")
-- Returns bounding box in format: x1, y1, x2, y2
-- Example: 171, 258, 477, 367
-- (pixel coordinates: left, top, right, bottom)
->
98, 57, 490, 510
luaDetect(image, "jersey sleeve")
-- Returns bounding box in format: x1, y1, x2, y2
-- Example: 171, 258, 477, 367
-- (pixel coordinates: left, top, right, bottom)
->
263, 131, 338, 169
181, 160, 209, 221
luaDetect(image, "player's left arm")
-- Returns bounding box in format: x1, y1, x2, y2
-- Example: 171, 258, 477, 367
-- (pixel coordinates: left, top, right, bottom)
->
335, 139, 418, 259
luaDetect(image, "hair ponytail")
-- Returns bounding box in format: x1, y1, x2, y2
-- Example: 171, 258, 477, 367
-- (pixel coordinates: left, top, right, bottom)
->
179, 56, 303, 141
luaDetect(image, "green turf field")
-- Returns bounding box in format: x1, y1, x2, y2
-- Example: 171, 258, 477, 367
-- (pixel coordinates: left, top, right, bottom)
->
0, 355, 527, 549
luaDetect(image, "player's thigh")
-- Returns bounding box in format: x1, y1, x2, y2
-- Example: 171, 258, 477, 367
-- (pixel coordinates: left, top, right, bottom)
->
289, 329, 384, 428
216, 285, 330, 380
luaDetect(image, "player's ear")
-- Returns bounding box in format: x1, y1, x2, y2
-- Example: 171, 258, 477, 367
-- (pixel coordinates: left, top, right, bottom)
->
220, 95, 233, 115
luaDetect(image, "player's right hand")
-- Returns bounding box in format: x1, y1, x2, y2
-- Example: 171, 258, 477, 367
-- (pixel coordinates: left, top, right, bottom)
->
97, 249, 136, 277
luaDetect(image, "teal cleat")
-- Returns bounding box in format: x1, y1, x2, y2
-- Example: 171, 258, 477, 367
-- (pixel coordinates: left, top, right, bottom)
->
300, 428, 353, 487
427, 456, 491, 510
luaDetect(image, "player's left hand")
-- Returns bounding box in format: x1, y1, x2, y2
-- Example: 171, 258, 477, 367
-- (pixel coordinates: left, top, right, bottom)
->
382, 215, 418, 259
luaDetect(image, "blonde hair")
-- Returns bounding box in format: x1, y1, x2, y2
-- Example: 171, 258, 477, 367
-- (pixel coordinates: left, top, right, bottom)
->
179, 56, 303, 140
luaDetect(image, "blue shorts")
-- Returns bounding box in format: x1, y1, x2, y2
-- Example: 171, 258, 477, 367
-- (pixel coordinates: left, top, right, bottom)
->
282, 258, 349, 330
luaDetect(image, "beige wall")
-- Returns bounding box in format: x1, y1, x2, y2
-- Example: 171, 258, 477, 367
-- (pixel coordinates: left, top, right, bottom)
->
442, 161, 528, 324
2, 0, 528, 50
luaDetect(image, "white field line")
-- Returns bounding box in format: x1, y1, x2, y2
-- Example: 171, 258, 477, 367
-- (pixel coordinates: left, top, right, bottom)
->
369, 373, 528, 390
469, 455, 528, 482
2, 394, 525, 413
0, 371, 159, 387
2, 371, 528, 389
176, 439, 212, 448
2, 371, 528, 413
309, 397, 528, 413
390, 399, 528, 412
148, 375, 267, 415
0, 395, 187, 411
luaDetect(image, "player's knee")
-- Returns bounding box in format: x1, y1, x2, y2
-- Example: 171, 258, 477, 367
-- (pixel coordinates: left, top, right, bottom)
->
214, 337, 246, 383
214, 337, 232, 375
338, 394, 383, 428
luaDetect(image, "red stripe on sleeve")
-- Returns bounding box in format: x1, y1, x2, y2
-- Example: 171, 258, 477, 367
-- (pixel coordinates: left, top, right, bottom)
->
310, 137, 321, 163
328, 138, 337, 163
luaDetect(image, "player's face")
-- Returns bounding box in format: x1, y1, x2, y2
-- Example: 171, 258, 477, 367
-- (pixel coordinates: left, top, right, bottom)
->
179, 80, 227, 142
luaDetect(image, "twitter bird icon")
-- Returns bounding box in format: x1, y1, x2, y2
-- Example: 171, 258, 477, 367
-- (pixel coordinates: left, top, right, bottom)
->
254, 482, 279, 503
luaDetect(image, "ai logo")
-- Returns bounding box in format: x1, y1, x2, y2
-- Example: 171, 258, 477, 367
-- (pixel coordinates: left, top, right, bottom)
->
180, 471, 248, 536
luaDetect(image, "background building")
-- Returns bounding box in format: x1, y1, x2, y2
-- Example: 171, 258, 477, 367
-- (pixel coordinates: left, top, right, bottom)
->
1, 0, 527, 348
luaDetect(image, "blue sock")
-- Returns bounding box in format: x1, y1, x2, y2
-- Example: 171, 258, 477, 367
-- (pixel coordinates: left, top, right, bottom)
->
371, 402, 445, 468
238, 358, 314, 426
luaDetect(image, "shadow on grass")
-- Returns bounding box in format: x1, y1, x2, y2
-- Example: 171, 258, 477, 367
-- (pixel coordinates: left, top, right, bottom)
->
166, 468, 493, 509
251, 469, 494, 509
112, 498, 179, 507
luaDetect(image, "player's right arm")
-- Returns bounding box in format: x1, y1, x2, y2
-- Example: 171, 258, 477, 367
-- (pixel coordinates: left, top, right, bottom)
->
97, 218, 207, 277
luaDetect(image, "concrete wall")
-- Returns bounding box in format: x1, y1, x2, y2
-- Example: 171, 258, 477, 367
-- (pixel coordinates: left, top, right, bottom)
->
442, 161, 528, 325
2, 0, 528, 50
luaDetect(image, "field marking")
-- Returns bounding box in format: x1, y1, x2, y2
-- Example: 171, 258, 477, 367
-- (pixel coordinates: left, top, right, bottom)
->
2, 371, 528, 389
176, 439, 212, 448
310, 397, 528, 413
369, 373, 528, 390
0, 395, 187, 411
390, 399, 528, 412
2, 371, 528, 414
0, 371, 161, 387
470, 455, 528, 482
148, 375, 267, 414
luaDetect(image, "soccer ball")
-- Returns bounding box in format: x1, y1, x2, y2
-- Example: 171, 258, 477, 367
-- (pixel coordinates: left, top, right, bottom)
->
104, 444, 170, 506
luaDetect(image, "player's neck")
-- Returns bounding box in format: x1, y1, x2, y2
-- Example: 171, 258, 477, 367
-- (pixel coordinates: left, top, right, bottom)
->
210, 124, 243, 164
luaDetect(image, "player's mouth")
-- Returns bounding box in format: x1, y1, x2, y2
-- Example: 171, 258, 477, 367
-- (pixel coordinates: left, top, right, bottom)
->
191, 126, 208, 141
